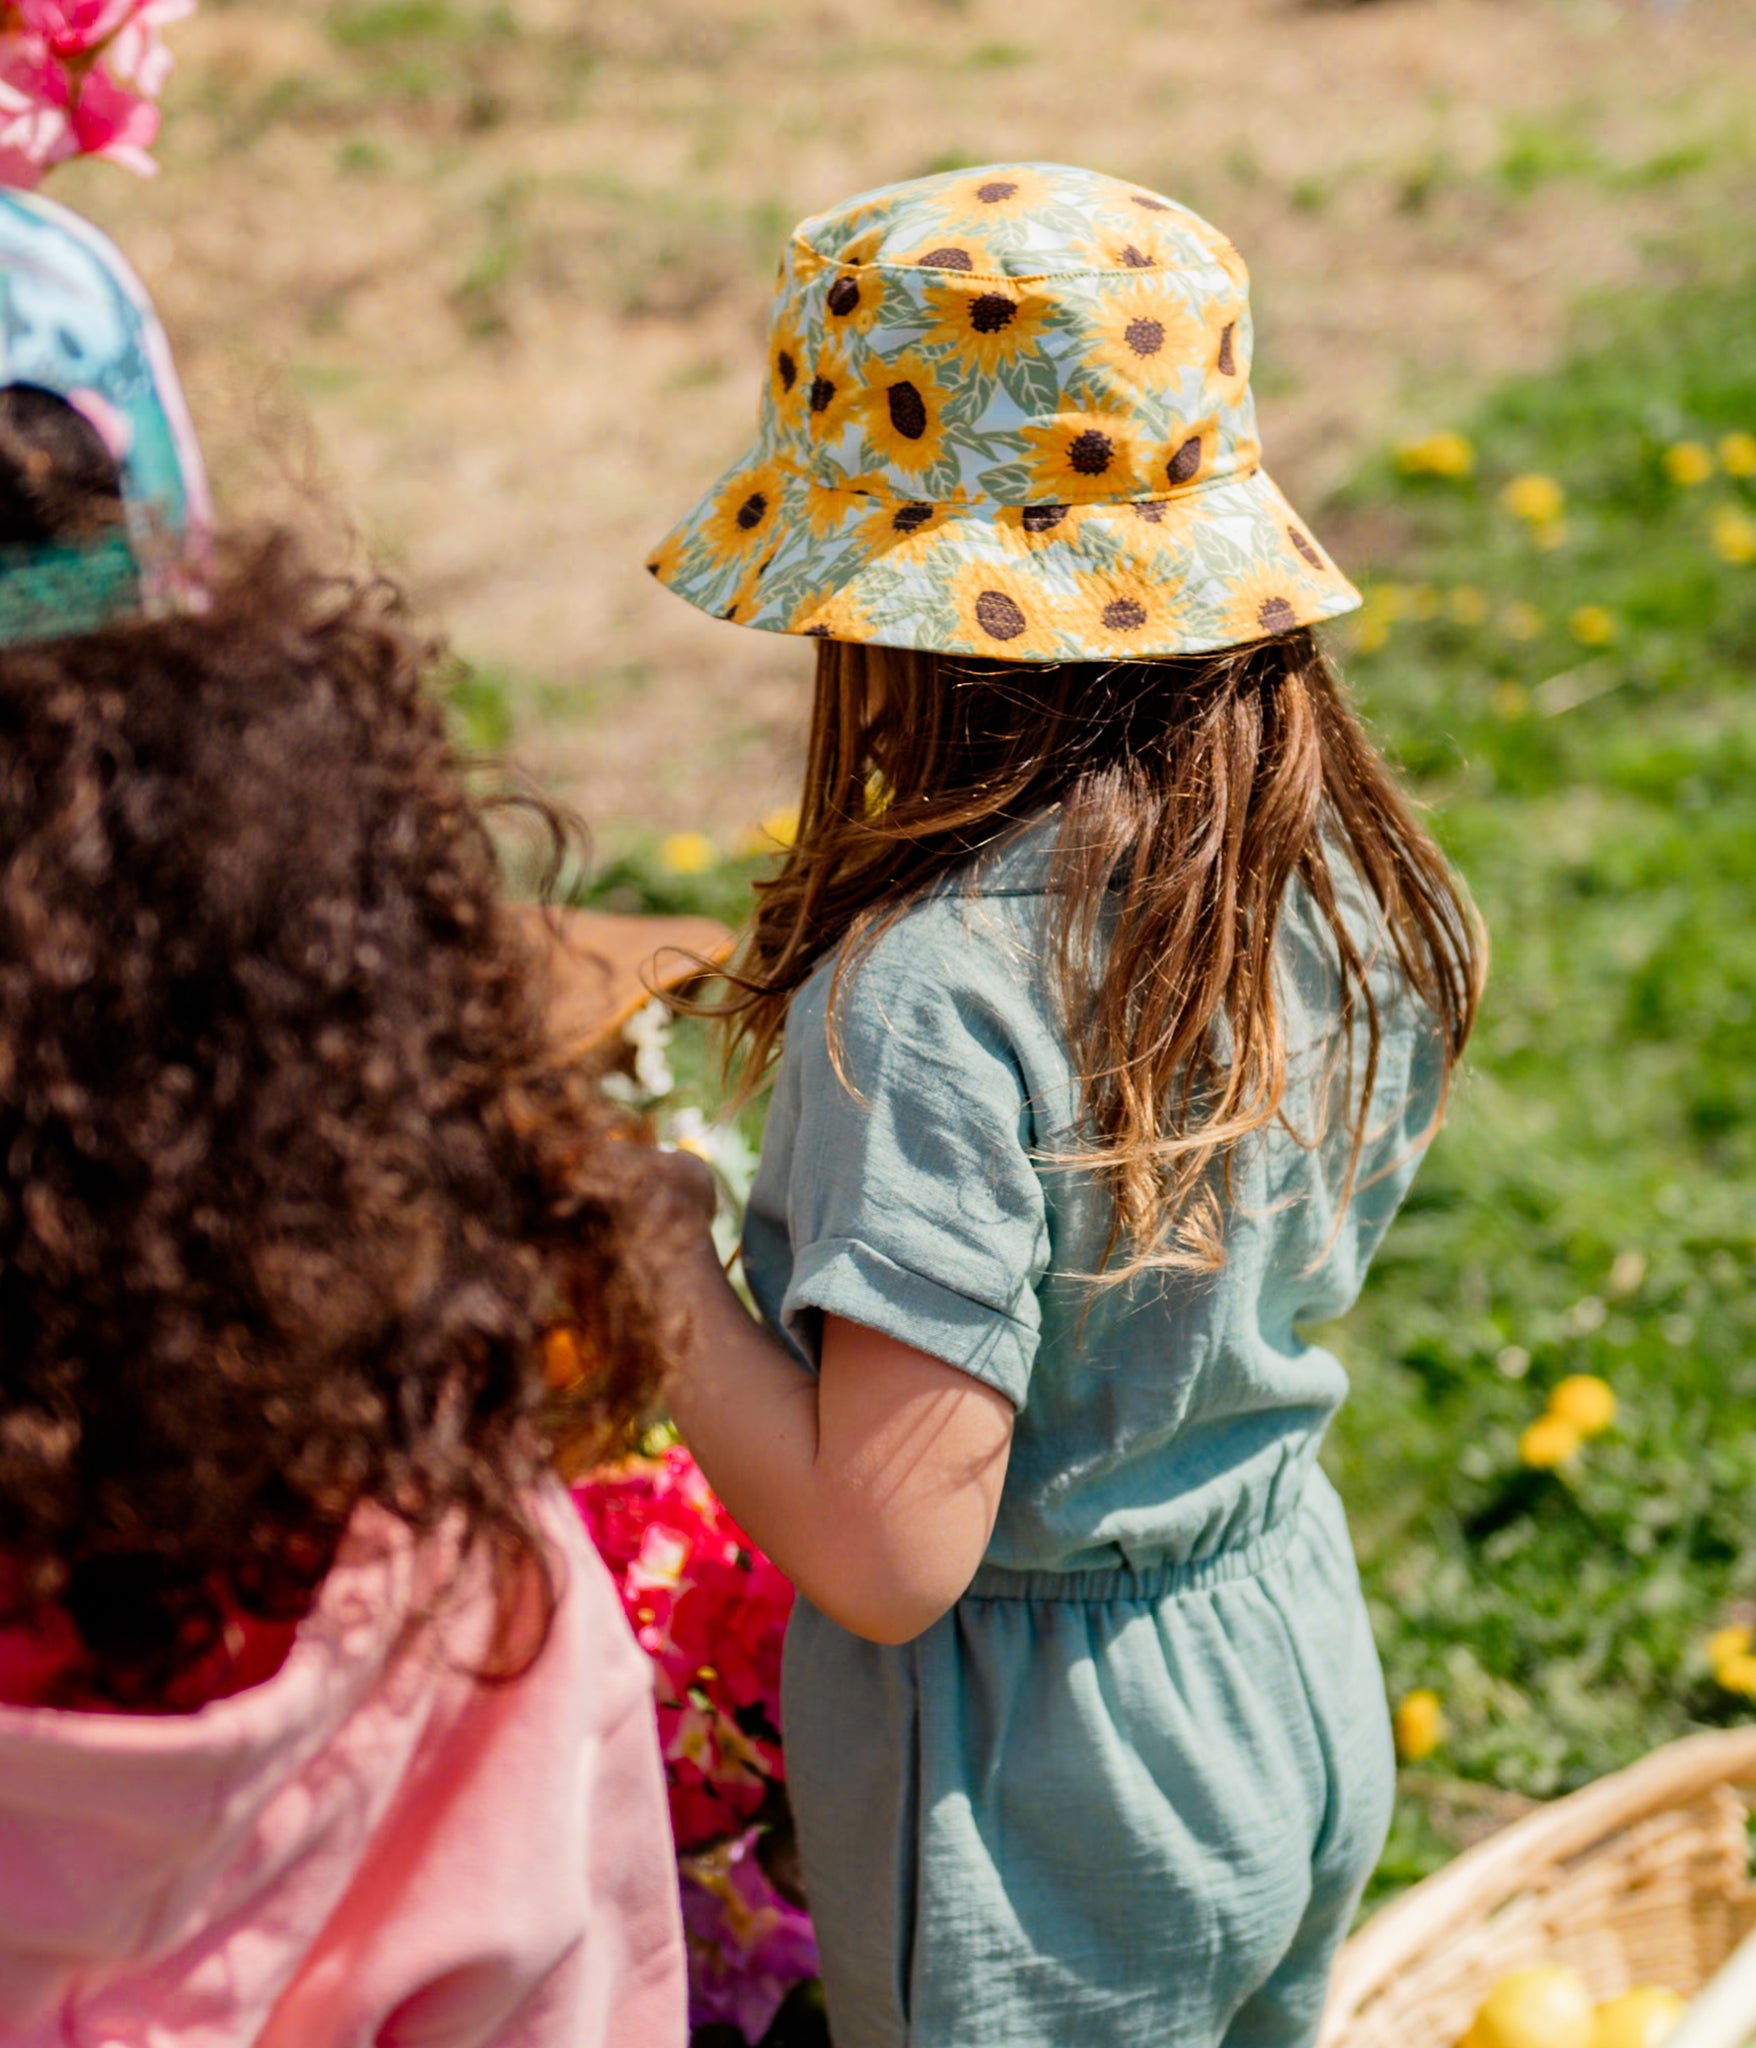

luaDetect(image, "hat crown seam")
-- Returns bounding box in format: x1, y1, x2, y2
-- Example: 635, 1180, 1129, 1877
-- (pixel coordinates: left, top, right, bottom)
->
792, 235, 1243, 290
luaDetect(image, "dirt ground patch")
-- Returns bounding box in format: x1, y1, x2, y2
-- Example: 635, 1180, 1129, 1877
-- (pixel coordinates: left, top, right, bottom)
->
58, 0, 1756, 841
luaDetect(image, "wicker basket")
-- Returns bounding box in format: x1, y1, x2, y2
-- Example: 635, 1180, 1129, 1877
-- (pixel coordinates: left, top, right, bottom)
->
1318, 1729, 1756, 2048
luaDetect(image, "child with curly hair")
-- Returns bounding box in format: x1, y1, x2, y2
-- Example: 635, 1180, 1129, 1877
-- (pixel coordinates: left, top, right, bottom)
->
0, 191, 686, 2045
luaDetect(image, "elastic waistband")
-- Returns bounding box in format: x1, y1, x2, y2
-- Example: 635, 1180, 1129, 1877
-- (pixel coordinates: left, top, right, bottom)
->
965, 1505, 1305, 1604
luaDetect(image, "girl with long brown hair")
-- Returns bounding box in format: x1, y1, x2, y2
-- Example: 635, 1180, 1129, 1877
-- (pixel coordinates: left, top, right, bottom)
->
647, 164, 1484, 2048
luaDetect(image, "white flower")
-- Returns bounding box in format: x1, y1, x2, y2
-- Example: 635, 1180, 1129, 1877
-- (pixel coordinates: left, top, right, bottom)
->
622, 998, 676, 1102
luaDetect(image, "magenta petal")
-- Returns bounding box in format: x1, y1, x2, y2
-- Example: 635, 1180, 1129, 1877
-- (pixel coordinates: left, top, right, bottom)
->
681, 1834, 819, 2044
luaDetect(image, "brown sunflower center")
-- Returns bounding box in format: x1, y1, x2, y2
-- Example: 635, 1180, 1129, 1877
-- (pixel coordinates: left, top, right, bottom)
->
735, 492, 768, 531
1258, 595, 1298, 633
1067, 429, 1115, 476
920, 246, 974, 270
1124, 317, 1166, 358
1130, 193, 1171, 212
1287, 526, 1324, 569
887, 382, 929, 440
827, 276, 862, 317
1217, 322, 1237, 376
1022, 503, 1067, 533
969, 292, 1017, 336
1165, 435, 1203, 486
809, 376, 836, 414
1102, 597, 1149, 632
976, 180, 1019, 204
892, 502, 934, 533
776, 349, 797, 392
974, 589, 1028, 640
1119, 244, 1155, 269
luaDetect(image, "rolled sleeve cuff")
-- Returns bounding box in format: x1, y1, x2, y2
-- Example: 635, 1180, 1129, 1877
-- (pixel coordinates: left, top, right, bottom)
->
780, 1236, 1037, 1410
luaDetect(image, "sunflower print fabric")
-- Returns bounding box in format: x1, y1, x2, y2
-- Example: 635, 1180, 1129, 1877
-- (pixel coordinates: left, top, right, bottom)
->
647, 162, 1360, 661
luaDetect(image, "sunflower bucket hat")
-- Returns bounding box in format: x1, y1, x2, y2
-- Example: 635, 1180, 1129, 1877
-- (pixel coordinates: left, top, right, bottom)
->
647, 161, 1360, 662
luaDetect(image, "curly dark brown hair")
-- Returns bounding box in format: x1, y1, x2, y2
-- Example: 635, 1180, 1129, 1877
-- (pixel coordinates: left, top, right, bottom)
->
0, 392, 674, 1707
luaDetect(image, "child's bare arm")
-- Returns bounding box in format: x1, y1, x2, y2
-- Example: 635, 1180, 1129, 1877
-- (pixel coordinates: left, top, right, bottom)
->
657, 1162, 1013, 1644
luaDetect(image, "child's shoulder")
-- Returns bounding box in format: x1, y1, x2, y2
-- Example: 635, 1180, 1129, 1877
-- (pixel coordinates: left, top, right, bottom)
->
787, 848, 1054, 1089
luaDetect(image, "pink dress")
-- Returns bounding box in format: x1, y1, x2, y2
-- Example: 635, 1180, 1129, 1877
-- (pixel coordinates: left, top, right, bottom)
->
0, 1482, 687, 2047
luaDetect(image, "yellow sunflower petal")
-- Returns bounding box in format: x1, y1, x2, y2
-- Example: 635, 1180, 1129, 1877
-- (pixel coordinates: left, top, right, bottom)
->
1063, 553, 1186, 654
855, 348, 952, 481
1021, 412, 1150, 504
1084, 279, 1208, 396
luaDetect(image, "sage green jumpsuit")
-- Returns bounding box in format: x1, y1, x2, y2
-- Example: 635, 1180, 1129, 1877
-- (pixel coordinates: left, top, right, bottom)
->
742, 819, 1445, 2048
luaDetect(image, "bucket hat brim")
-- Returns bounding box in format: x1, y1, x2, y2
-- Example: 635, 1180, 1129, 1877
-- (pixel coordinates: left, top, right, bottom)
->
648, 451, 1361, 662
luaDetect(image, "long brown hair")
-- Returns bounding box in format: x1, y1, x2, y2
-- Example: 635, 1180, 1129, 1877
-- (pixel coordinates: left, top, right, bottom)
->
717, 633, 1484, 1277
0, 390, 678, 1708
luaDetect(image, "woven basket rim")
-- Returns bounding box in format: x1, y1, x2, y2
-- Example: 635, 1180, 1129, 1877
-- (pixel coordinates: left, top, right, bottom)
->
1324, 1728, 1756, 2033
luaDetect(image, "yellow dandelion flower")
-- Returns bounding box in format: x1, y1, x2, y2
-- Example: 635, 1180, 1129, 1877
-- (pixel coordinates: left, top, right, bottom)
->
1717, 1653, 1756, 1699
1352, 614, 1391, 655
1570, 603, 1617, 647
937, 165, 1054, 224
1719, 430, 1756, 478
1708, 1625, 1753, 1670
1501, 601, 1544, 641
1406, 584, 1442, 622
1711, 504, 1756, 565
1547, 1374, 1616, 1438
658, 831, 717, 876
855, 348, 952, 480
1663, 440, 1714, 487
1062, 555, 1186, 655
921, 278, 1054, 378
1396, 431, 1476, 480
1392, 1689, 1445, 1764
1491, 681, 1529, 719
1503, 473, 1565, 523
947, 559, 1061, 659
739, 807, 799, 855
1531, 518, 1568, 552
700, 461, 787, 562
1448, 586, 1489, 625
1021, 411, 1148, 504
1219, 564, 1307, 646
1520, 1413, 1582, 1470
1084, 280, 1208, 395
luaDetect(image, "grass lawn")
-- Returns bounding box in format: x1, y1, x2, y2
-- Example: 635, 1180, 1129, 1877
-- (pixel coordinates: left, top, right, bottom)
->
559, 256, 1756, 1920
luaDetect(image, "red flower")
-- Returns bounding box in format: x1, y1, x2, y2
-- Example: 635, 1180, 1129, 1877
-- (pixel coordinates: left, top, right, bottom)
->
574, 1445, 796, 1855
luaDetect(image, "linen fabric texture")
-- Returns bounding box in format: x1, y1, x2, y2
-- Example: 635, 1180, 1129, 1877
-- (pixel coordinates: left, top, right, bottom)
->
741, 819, 1446, 2048
648, 161, 1361, 661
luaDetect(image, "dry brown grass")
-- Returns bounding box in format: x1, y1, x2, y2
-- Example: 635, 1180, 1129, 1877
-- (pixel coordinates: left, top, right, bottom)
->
54, 0, 1756, 839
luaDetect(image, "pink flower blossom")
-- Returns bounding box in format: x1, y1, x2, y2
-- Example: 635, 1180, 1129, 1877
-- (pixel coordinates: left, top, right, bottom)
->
681, 1832, 819, 2044
574, 1443, 796, 1853
0, 0, 188, 185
